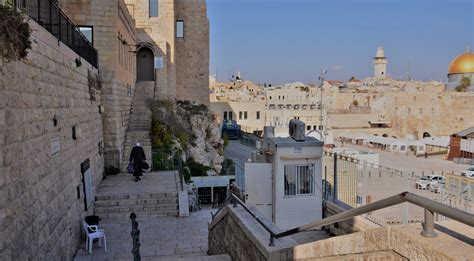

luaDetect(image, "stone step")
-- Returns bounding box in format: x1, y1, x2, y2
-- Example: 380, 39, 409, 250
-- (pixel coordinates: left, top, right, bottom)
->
94, 198, 178, 207
96, 210, 178, 218
94, 204, 178, 214
95, 192, 177, 201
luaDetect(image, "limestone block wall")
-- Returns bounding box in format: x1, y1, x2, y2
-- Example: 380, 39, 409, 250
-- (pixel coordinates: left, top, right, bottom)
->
208, 205, 298, 261
59, 0, 137, 167
175, 0, 210, 107
0, 20, 104, 260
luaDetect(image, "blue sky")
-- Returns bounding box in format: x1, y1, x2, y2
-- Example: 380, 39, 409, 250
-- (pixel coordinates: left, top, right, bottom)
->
207, 0, 474, 84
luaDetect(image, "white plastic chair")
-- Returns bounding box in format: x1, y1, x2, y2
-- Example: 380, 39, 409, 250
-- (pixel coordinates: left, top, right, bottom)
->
83, 222, 107, 254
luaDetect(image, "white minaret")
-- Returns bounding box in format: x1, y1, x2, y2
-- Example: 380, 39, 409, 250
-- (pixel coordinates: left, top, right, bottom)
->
373, 47, 387, 78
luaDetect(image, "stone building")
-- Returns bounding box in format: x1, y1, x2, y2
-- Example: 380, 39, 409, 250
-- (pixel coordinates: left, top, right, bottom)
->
58, 0, 210, 168
58, 0, 138, 168
373, 46, 387, 79
446, 48, 474, 91
124, 0, 210, 106
0, 0, 210, 259
210, 48, 474, 141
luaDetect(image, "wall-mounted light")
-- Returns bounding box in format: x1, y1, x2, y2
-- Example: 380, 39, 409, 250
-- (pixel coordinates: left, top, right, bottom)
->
98, 141, 104, 155
75, 58, 82, 67
53, 115, 58, 126
72, 125, 82, 140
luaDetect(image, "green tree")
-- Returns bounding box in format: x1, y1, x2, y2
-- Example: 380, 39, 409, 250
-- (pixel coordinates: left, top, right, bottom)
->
455, 76, 471, 92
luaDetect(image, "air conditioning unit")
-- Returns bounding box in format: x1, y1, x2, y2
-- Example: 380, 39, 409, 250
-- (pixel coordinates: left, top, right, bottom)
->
289, 119, 306, 141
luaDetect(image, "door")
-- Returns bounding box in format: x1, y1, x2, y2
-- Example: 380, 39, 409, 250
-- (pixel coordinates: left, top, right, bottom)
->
136, 47, 154, 81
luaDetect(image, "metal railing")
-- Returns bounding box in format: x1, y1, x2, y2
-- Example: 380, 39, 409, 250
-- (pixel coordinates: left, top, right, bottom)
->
322, 151, 472, 224
8, 0, 98, 67
151, 149, 185, 191
212, 191, 474, 246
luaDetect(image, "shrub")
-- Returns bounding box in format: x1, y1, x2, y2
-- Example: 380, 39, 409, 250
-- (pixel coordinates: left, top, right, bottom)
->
186, 158, 211, 176
0, 4, 31, 66
220, 158, 235, 176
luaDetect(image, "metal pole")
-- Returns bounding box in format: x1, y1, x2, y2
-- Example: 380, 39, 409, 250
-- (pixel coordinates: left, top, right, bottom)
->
130, 213, 141, 261
269, 235, 275, 247
333, 153, 338, 202
421, 208, 437, 238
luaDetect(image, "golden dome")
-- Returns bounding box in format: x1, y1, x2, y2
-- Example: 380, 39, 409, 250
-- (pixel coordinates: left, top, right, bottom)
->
448, 52, 474, 74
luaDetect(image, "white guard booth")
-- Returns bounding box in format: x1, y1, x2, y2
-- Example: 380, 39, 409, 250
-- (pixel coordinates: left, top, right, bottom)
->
245, 120, 324, 230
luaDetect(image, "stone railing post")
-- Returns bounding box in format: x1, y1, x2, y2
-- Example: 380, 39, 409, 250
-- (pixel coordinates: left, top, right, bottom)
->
130, 213, 141, 261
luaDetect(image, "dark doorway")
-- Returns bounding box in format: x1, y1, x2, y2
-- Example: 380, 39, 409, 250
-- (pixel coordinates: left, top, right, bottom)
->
423, 132, 431, 138
137, 47, 154, 81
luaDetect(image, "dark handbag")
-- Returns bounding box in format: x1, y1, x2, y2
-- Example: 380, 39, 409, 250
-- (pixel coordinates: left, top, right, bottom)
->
142, 162, 149, 170
127, 163, 134, 174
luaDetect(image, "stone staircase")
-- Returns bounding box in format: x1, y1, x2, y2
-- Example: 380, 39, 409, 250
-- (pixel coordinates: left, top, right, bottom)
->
121, 81, 154, 173
93, 172, 179, 218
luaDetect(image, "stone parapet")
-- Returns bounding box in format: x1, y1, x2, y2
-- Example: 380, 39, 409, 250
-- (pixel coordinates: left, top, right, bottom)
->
209, 205, 473, 260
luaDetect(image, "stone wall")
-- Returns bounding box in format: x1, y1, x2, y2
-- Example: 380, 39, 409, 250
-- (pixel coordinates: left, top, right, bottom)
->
175, 0, 210, 107
208, 205, 297, 261
209, 206, 471, 260
0, 20, 104, 260
59, 0, 137, 168
124, 0, 210, 106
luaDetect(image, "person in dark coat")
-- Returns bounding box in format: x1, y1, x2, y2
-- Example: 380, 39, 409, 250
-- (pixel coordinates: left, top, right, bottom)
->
129, 142, 146, 182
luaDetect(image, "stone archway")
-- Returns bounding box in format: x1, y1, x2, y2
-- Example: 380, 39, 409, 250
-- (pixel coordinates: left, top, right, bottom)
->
136, 47, 154, 81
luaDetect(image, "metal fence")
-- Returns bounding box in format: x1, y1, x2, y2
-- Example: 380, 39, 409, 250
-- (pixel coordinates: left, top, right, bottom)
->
152, 149, 181, 171
8, 0, 98, 67
240, 133, 261, 149
322, 151, 473, 226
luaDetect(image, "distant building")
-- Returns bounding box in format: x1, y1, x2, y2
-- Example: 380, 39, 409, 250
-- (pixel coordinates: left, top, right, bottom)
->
373, 47, 388, 79
446, 49, 474, 91
448, 127, 474, 164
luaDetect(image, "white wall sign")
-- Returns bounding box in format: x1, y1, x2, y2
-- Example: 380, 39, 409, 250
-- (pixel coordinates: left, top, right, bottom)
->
81, 159, 94, 211
154, 56, 163, 69
51, 137, 60, 157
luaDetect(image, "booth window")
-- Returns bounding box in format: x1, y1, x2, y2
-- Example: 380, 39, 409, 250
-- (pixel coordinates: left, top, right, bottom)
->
284, 164, 314, 196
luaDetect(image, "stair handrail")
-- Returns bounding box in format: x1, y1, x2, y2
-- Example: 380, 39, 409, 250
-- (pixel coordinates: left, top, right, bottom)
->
212, 191, 474, 246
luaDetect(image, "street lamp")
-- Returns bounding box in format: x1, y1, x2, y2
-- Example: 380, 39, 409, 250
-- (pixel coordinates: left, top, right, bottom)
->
318, 70, 327, 130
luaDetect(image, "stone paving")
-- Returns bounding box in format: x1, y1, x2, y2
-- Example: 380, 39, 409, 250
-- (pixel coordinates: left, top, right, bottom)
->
74, 208, 218, 260
73, 172, 230, 260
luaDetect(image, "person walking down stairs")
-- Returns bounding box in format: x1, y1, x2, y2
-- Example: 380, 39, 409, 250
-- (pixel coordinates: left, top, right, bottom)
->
129, 143, 146, 182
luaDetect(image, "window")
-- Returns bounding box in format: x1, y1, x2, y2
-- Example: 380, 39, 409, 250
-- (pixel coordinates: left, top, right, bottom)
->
223, 111, 228, 121
176, 20, 184, 38
284, 164, 314, 196
244, 111, 248, 120
149, 0, 158, 17
239, 111, 242, 120
256, 111, 260, 120
307, 126, 311, 131
78, 26, 93, 45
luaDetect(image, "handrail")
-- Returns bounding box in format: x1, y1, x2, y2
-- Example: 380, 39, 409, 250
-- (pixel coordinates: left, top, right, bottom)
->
212, 191, 474, 246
